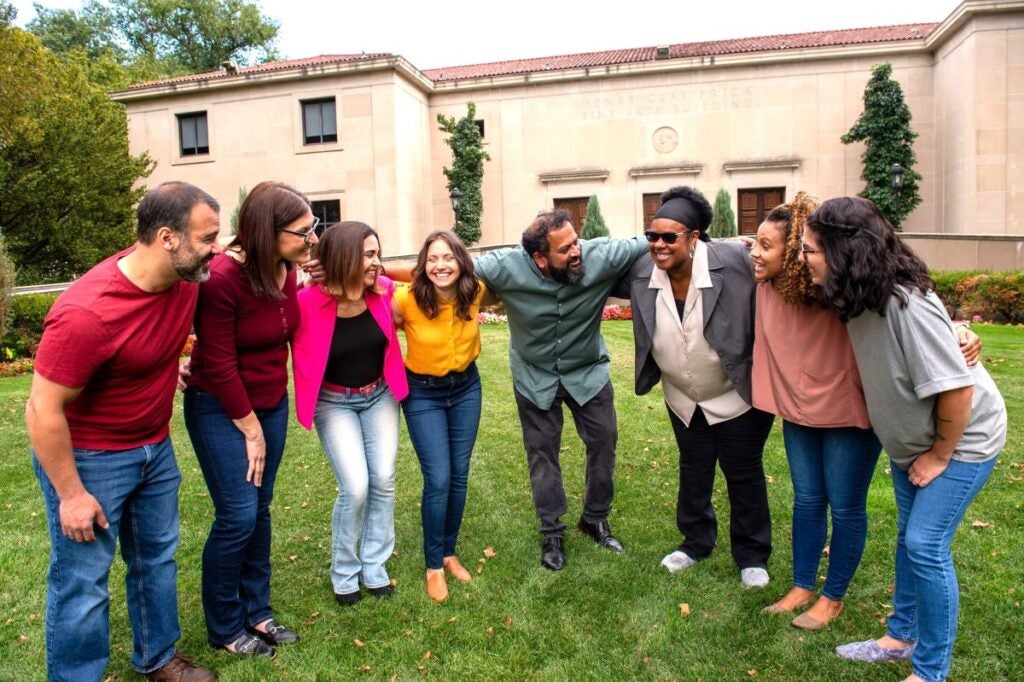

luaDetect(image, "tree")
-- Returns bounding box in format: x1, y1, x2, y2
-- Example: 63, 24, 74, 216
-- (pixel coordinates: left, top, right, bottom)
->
437, 102, 490, 245
581, 195, 609, 239
709, 188, 737, 238
229, 186, 248, 233
0, 236, 14, 342
0, 25, 153, 283
28, 0, 280, 81
842, 62, 922, 229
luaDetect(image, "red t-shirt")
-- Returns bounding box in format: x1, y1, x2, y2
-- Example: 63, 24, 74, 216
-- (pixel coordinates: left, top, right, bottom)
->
34, 248, 198, 450
187, 254, 298, 419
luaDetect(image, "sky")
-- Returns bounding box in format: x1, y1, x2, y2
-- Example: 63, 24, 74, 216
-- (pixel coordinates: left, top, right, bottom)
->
12, 0, 963, 70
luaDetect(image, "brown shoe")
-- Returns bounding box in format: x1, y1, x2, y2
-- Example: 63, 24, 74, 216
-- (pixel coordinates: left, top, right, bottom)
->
443, 555, 472, 583
146, 652, 216, 681
426, 568, 449, 602
792, 598, 843, 631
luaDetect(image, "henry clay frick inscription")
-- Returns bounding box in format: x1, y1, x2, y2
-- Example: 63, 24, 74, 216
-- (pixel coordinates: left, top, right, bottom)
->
580, 86, 756, 120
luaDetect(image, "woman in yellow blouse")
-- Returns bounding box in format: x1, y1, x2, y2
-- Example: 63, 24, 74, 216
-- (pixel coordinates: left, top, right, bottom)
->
392, 231, 489, 602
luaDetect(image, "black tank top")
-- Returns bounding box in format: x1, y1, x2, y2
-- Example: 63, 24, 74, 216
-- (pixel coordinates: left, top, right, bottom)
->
323, 308, 386, 388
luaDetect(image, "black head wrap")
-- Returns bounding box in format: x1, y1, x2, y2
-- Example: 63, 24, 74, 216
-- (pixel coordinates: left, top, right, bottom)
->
654, 186, 713, 242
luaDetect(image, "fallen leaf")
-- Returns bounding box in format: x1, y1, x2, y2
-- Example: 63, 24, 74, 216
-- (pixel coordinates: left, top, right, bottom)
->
448, 617, 458, 623
288, 555, 298, 561
486, 626, 494, 637
422, 651, 431, 660
748, 670, 758, 676
765, 475, 775, 484
310, 611, 321, 618
972, 520, 993, 529
354, 639, 365, 647
679, 603, 691, 616
504, 615, 513, 627
357, 665, 371, 671
484, 546, 497, 558
476, 565, 484, 574
18, 635, 29, 642
643, 657, 651, 664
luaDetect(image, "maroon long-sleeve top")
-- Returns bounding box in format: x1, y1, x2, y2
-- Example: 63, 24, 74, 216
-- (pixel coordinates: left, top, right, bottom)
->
187, 254, 298, 419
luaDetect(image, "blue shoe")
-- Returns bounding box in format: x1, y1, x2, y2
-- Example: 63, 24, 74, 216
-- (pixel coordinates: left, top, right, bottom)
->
835, 639, 914, 662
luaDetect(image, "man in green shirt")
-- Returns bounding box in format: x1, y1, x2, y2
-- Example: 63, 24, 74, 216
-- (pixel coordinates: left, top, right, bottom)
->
474, 209, 647, 570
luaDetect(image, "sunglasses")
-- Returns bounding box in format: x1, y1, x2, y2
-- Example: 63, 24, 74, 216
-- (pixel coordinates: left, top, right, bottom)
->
643, 230, 690, 245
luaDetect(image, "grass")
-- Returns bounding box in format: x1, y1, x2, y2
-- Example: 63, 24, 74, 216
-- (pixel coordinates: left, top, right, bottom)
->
0, 323, 1021, 681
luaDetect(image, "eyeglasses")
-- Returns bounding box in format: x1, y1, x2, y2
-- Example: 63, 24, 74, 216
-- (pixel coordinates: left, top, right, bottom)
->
643, 230, 689, 245
278, 216, 321, 243
799, 242, 823, 258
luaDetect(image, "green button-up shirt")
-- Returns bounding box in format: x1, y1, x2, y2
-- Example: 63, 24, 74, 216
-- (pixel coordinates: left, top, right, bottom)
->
475, 237, 647, 410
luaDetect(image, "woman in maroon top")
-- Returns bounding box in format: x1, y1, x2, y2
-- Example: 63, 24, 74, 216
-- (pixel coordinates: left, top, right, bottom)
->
184, 182, 320, 658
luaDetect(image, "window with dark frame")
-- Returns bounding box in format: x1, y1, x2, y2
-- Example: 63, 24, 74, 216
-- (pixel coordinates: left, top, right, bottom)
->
302, 98, 338, 145
311, 199, 340, 231
475, 119, 485, 139
177, 112, 209, 156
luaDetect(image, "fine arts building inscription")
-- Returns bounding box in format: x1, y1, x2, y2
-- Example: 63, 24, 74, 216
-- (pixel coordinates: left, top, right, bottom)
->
580, 86, 755, 120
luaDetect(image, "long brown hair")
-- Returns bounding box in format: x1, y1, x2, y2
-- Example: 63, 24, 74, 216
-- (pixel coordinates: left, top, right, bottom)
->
411, 231, 479, 320
234, 181, 311, 299
318, 221, 385, 299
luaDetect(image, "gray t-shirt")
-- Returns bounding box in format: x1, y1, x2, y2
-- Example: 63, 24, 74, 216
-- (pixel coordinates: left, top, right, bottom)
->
846, 288, 1007, 471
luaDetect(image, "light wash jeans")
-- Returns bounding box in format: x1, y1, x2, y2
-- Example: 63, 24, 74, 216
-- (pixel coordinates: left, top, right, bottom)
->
314, 382, 399, 596
33, 437, 182, 681
783, 421, 882, 600
887, 456, 997, 682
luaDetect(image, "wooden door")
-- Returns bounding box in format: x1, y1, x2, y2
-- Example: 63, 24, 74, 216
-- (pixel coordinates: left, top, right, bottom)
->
642, 193, 661, 232
737, 187, 785, 235
553, 197, 589, 235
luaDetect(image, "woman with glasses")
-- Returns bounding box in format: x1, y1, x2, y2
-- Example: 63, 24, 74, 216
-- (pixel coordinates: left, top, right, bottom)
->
803, 197, 1005, 682
618, 185, 775, 588
184, 181, 321, 657
391, 231, 490, 602
292, 221, 408, 607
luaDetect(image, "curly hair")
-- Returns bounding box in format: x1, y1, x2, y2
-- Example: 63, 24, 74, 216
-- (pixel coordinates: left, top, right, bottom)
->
522, 209, 573, 257
658, 186, 713, 241
806, 197, 932, 322
764, 191, 819, 307
410, 230, 480, 321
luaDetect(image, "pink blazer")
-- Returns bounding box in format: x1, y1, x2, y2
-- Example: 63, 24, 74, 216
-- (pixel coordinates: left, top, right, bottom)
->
292, 276, 409, 430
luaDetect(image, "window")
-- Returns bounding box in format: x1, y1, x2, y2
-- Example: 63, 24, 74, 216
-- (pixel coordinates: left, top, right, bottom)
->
311, 199, 340, 230
177, 112, 208, 156
553, 197, 589, 233
302, 98, 337, 145
737, 187, 785, 235
475, 119, 485, 139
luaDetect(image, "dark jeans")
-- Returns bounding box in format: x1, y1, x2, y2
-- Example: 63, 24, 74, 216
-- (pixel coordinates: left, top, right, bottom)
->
783, 421, 882, 599
668, 405, 774, 568
402, 363, 482, 569
514, 380, 617, 538
184, 388, 288, 646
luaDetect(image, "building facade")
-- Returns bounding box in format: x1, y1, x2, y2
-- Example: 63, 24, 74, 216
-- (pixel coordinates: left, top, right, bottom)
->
112, 0, 1024, 269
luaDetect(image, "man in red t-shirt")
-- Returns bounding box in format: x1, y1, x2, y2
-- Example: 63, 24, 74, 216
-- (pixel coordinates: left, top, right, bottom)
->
25, 182, 223, 682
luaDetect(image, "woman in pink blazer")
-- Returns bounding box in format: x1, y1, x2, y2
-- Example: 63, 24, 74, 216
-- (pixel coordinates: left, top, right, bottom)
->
292, 221, 408, 606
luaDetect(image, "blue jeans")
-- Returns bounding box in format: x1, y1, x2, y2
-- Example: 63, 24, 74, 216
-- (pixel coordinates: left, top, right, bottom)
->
314, 382, 399, 595
33, 438, 182, 681
783, 421, 882, 599
402, 363, 482, 569
887, 456, 997, 682
184, 388, 288, 646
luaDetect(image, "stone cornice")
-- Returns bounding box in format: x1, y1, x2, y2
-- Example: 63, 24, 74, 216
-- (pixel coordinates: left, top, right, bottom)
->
723, 157, 801, 173
538, 169, 610, 183
628, 163, 704, 177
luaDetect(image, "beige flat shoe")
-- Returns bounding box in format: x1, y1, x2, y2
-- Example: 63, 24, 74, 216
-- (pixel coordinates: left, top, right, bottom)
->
792, 600, 843, 631
426, 568, 448, 602
443, 555, 473, 583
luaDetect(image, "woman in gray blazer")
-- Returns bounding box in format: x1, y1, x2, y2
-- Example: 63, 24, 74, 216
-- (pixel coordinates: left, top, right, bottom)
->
617, 186, 773, 588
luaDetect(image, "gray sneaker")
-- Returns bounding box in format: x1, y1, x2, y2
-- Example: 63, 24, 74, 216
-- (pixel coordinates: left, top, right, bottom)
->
835, 639, 915, 662
661, 550, 697, 573
740, 567, 770, 588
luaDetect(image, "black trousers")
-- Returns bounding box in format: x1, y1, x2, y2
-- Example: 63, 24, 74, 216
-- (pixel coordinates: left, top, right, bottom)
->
668, 405, 774, 568
514, 381, 618, 537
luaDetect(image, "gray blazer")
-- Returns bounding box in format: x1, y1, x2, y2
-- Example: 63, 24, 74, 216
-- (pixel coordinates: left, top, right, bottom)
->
615, 241, 757, 403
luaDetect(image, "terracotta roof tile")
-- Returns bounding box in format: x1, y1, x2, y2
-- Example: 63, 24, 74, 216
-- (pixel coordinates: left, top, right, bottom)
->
124, 53, 392, 90
423, 23, 938, 82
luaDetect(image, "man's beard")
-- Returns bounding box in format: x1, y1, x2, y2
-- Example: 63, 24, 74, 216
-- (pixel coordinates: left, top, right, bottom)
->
171, 245, 212, 283
549, 258, 585, 285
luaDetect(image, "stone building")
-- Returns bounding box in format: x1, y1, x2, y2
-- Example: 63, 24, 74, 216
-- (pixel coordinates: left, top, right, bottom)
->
112, 0, 1023, 269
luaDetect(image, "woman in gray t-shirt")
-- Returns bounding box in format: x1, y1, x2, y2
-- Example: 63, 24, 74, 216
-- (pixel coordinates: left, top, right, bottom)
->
801, 196, 1007, 682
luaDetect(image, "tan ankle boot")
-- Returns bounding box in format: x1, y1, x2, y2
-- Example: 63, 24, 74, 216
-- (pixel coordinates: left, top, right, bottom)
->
426, 568, 448, 602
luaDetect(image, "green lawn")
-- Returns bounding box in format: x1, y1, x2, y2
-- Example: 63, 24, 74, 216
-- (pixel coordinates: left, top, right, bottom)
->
0, 323, 1020, 681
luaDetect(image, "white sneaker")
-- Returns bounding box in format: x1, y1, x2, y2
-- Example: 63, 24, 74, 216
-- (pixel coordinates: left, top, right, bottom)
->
661, 550, 697, 573
740, 567, 770, 588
